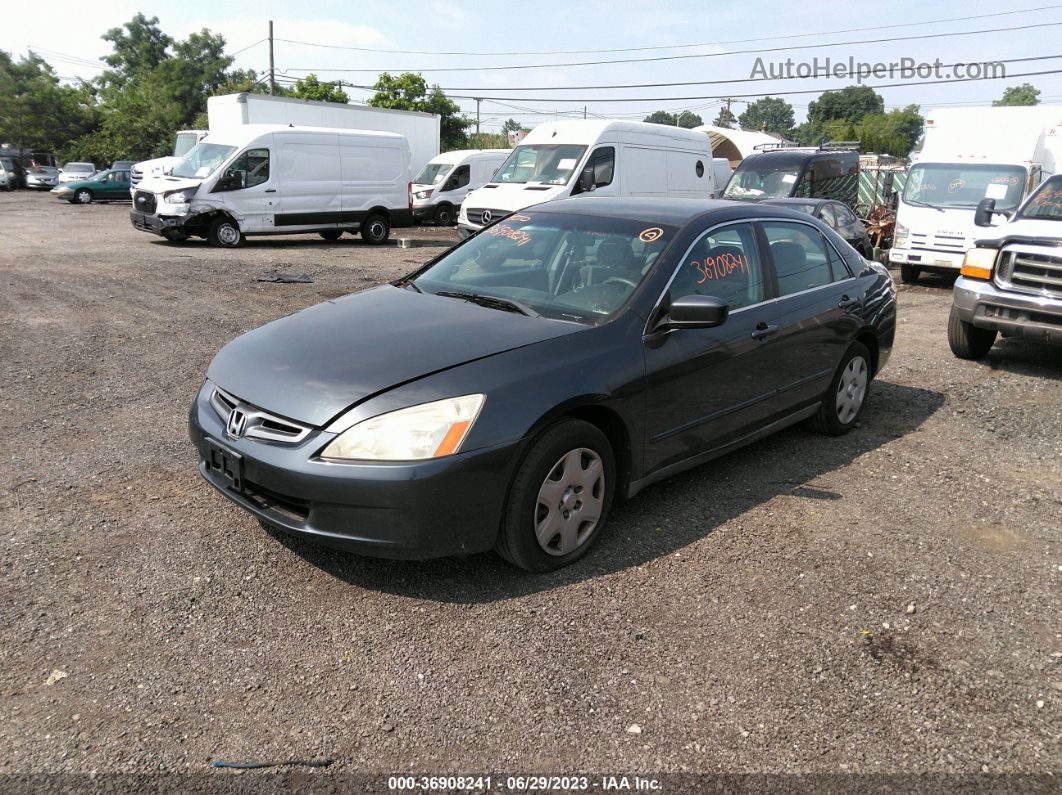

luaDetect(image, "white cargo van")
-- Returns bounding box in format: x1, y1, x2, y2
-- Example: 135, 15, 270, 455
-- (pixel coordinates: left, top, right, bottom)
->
890, 106, 1062, 283
130, 130, 209, 191
457, 120, 717, 237
412, 149, 509, 225
129, 124, 412, 247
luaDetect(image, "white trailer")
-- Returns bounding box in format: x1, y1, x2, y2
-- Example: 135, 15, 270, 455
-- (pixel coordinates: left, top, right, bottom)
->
890, 106, 1062, 283
207, 93, 441, 174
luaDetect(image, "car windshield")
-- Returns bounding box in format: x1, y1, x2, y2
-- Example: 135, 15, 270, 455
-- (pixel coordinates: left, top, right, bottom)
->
723, 164, 802, 199
412, 212, 676, 324
492, 144, 587, 185
64, 162, 94, 173
170, 143, 237, 180
414, 162, 453, 185
903, 163, 1027, 212
0, 158, 12, 170
1018, 176, 1062, 220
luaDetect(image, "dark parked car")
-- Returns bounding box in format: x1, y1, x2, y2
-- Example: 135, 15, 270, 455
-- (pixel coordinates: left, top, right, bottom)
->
723, 144, 860, 209
190, 198, 896, 571
762, 198, 873, 257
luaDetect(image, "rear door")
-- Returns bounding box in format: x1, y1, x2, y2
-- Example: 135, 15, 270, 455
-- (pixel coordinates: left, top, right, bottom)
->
757, 219, 863, 410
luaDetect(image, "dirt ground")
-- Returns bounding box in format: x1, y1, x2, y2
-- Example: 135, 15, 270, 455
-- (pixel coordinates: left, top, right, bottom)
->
0, 192, 1059, 790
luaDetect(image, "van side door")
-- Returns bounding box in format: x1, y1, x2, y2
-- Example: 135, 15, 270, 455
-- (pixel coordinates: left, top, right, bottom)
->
340, 140, 407, 229
211, 143, 275, 232
275, 134, 340, 230
571, 146, 617, 196
438, 164, 471, 206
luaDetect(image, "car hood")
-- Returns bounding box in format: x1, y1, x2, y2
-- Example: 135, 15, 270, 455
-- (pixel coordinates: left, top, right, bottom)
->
137, 175, 202, 194
207, 285, 583, 427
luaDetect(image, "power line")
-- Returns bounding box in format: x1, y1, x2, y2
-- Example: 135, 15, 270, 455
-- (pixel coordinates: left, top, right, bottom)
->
276, 20, 1062, 73
273, 4, 1062, 56
229, 38, 266, 57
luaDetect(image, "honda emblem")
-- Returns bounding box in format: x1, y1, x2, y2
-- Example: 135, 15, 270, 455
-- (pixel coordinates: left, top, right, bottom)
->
226, 408, 247, 439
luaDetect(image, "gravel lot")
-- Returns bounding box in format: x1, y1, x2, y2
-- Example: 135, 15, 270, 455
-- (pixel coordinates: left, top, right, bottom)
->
1, 192, 1059, 789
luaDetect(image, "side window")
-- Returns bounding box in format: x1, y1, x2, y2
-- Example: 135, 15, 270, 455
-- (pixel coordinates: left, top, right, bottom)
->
794, 169, 812, 198
216, 148, 270, 192
822, 232, 853, 280
762, 222, 834, 296
575, 147, 615, 194
669, 222, 765, 311
835, 204, 858, 226
444, 165, 470, 191
819, 203, 838, 229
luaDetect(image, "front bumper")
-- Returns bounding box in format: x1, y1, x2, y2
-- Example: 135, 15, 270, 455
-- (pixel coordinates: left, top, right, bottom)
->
953, 276, 1062, 345
456, 223, 482, 240
27, 179, 57, 189
188, 384, 518, 559
889, 247, 963, 271
129, 210, 185, 237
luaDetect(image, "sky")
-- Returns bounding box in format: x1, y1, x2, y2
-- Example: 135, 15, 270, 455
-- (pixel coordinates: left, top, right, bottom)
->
4, 0, 1062, 132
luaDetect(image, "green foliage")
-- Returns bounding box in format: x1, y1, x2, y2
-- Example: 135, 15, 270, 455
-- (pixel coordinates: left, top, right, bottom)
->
291, 74, 349, 104
713, 106, 736, 129
501, 118, 522, 133
644, 110, 703, 128
99, 13, 173, 88
857, 105, 924, 157
464, 132, 509, 151
0, 51, 98, 156
798, 85, 884, 145
737, 97, 794, 136
993, 83, 1040, 106
368, 72, 471, 149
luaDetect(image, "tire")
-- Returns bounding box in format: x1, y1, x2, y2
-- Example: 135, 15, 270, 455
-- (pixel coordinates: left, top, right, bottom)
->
900, 263, 920, 284
75, 189, 93, 204
806, 341, 872, 436
208, 216, 244, 248
495, 419, 615, 572
162, 229, 189, 242
360, 213, 390, 244
319, 230, 342, 241
434, 203, 455, 226
947, 306, 997, 360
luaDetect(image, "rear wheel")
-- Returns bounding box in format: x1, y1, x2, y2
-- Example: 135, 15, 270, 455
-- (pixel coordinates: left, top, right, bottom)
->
496, 419, 615, 572
947, 306, 997, 359
319, 230, 342, 241
360, 213, 390, 244
434, 203, 455, 226
900, 263, 920, 284
75, 189, 93, 204
806, 342, 872, 436
208, 216, 244, 247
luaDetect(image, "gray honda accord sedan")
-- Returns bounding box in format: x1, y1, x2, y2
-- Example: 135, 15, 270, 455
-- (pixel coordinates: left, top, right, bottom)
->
190, 198, 896, 571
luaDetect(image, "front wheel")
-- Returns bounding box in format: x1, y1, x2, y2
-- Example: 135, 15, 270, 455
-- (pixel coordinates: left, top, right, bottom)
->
75, 189, 93, 204
360, 213, 390, 244
806, 341, 872, 436
947, 306, 997, 359
496, 419, 615, 572
900, 263, 920, 284
434, 203, 455, 226
208, 216, 244, 248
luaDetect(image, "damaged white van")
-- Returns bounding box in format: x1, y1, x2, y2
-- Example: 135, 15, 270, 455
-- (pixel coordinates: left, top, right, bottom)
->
130, 125, 413, 246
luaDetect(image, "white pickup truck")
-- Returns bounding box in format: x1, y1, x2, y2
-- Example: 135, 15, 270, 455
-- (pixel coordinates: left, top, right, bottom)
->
949, 173, 1062, 357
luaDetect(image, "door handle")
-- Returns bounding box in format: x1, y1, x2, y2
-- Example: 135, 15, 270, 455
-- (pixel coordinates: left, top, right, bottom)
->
264, 189, 276, 193
751, 323, 779, 341
838, 294, 860, 310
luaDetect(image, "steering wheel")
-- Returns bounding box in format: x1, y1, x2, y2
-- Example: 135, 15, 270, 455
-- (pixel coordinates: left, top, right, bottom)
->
603, 276, 638, 289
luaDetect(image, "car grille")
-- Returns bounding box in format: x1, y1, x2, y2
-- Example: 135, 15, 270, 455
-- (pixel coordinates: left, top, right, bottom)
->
465, 208, 510, 226
909, 231, 969, 254
133, 191, 156, 214
209, 386, 313, 444
130, 168, 143, 186
995, 245, 1062, 299
243, 479, 310, 522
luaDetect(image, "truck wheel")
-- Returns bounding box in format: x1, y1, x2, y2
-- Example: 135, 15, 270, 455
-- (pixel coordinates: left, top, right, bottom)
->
360, 213, 390, 245
162, 229, 189, 242
208, 216, 244, 248
319, 230, 342, 241
947, 306, 997, 360
434, 203, 455, 226
899, 263, 920, 284
75, 189, 93, 204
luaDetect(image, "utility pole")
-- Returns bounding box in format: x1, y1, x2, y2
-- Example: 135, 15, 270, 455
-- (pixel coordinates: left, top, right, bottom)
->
268, 20, 275, 96
475, 98, 481, 135
583, 105, 587, 120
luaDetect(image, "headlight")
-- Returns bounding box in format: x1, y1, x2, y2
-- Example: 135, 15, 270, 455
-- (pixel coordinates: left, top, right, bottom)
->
960, 247, 997, 280
415, 190, 433, 200
164, 189, 196, 204
893, 222, 909, 247
320, 394, 486, 461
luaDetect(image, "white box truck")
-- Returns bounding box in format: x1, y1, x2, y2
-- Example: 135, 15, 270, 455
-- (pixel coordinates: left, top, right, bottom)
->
890, 106, 1062, 283
457, 120, 719, 238
207, 93, 440, 175
130, 125, 413, 246
130, 129, 208, 189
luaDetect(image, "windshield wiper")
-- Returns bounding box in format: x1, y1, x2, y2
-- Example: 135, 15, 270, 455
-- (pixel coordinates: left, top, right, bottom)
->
395, 279, 422, 293
434, 290, 539, 317
904, 197, 945, 213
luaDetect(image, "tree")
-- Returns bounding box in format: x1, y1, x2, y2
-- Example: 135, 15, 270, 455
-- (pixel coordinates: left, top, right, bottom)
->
857, 105, 924, 157
676, 110, 703, 128
807, 85, 884, 127
994, 83, 1040, 106
0, 51, 98, 156
502, 118, 522, 133
738, 97, 794, 136
713, 106, 736, 129
644, 110, 677, 126
291, 74, 348, 104
99, 14, 172, 88
368, 72, 471, 149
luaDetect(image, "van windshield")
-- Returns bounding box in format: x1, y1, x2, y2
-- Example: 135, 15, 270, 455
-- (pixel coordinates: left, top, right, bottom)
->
170, 143, 237, 180
492, 144, 587, 186
1018, 175, 1062, 220
173, 132, 201, 158
412, 211, 676, 324
724, 163, 802, 199
903, 163, 1027, 211
414, 162, 453, 185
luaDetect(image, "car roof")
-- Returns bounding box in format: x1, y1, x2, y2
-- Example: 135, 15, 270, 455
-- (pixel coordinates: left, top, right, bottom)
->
527, 196, 820, 226
761, 198, 834, 206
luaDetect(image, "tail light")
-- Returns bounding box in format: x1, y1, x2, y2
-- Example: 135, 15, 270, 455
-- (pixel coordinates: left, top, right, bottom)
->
408, 181, 412, 209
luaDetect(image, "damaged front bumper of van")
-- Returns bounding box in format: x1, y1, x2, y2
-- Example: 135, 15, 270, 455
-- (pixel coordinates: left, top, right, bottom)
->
130, 187, 200, 237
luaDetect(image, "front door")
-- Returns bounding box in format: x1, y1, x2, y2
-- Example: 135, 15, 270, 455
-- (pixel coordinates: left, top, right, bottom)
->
642, 221, 789, 473
211, 145, 276, 232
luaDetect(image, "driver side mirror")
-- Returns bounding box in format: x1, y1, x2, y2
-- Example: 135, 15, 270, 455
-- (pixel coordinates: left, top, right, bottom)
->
578, 165, 594, 193
974, 197, 996, 227
667, 294, 729, 329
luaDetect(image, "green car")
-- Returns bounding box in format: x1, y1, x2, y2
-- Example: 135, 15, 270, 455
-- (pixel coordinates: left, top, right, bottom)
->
53, 169, 132, 204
